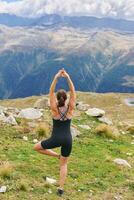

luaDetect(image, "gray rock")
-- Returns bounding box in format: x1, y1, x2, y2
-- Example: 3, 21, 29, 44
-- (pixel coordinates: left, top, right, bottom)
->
45, 177, 57, 184
98, 117, 113, 125
114, 158, 131, 168
86, 108, 105, 117
18, 108, 43, 119
34, 97, 49, 109
4, 115, 17, 125
0, 111, 6, 121
0, 186, 7, 193
71, 127, 81, 139
23, 136, 28, 141
78, 124, 91, 130
76, 101, 90, 111
33, 139, 38, 143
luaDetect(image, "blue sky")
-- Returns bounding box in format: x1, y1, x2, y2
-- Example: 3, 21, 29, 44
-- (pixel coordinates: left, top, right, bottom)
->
0, 0, 134, 20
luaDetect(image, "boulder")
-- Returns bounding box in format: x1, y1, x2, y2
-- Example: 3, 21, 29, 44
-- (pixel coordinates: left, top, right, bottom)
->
114, 158, 131, 168
76, 101, 90, 111
86, 108, 105, 117
34, 97, 49, 109
18, 108, 43, 120
71, 127, 81, 139
4, 115, 17, 125
98, 117, 113, 125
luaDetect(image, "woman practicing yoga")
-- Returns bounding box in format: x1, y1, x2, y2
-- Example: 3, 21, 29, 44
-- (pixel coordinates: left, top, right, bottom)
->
34, 68, 76, 196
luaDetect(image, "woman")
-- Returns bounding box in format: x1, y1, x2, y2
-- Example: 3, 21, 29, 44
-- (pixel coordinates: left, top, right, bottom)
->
34, 68, 76, 196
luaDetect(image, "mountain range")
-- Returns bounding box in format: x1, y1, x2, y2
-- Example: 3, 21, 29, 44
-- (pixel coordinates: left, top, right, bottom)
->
0, 13, 134, 99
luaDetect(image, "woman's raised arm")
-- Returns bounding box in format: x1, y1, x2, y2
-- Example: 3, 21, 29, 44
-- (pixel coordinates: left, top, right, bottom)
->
49, 70, 63, 112
62, 69, 76, 110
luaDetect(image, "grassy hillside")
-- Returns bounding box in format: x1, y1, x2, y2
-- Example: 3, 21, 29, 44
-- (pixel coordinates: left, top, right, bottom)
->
0, 92, 134, 200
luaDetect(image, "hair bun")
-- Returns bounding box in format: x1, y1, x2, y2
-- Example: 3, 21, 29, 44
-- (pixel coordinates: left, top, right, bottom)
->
56, 89, 67, 107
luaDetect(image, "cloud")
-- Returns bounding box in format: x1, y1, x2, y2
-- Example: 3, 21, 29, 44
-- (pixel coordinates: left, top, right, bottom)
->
0, 0, 134, 20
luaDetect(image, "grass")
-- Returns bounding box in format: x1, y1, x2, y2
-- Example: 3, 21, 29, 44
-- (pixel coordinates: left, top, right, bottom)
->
0, 92, 134, 199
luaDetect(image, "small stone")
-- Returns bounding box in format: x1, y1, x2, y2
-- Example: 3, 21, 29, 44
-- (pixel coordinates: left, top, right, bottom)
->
23, 136, 28, 141
114, 158, 131, 168
0, 186, 7, 193
33, 139, 38, 144
45, 177, 57, 184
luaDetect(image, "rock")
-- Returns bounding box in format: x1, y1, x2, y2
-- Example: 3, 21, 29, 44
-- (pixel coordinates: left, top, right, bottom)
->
114, 158, 131, 168
34, 97, 49, 109
33, 139, 38, 144
18, 108, 43, 120
0, 111, 6, 121
76, 101, 90, 111
23, 136, 28, 141
98, 117, 113, 125
78, 125, 91, 130
71, 127, 81, 139
86, 108, 105, 117
4, 115, 17, 125
44, 176, 57, 184
0, 186, 7, 193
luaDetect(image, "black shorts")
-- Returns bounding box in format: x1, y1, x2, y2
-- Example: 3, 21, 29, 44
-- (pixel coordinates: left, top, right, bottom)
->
40, 135, 72, 157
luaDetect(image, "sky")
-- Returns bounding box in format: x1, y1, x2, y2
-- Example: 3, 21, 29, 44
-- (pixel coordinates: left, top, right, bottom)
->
0, 0, 134, 20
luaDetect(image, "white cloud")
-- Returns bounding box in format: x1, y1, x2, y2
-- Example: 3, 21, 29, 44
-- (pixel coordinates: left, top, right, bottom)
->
0, 0, 134, 20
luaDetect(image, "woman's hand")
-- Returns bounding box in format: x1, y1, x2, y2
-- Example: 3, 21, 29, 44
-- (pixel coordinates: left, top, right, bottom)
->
55, 70, 64, 79
61, 68, 70, 78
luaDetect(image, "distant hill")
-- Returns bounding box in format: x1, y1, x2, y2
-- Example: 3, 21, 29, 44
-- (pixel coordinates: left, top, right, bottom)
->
0, 14, 134, 99
0, 13, 134, 32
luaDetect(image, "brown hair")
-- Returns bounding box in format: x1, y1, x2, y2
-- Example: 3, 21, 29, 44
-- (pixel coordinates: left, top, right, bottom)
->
56, 89, 67, 107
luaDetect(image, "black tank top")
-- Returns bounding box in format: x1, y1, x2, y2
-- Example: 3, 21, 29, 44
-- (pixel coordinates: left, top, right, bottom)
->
52, 104, 72, 136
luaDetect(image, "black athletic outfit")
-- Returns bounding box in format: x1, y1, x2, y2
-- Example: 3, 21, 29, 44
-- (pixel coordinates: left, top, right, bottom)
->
41, 104, 72, 157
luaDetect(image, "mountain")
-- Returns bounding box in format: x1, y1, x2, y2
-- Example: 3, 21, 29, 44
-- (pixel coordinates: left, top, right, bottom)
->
0, 13, 134, 32
0, 23, 134, 99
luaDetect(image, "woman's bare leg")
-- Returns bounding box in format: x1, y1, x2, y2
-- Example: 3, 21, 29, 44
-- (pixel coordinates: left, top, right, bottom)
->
33, 142, 60, 158
59, 156, 68, 189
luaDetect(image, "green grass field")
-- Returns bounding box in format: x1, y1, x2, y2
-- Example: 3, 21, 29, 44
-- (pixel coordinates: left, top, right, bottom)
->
0, 93, 134, 200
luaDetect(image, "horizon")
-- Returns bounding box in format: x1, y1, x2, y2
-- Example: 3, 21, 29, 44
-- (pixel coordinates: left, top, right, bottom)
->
0, 0, 134, 21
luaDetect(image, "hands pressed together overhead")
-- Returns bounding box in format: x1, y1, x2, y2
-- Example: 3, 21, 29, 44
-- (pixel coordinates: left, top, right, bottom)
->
55, 68, 70, 79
